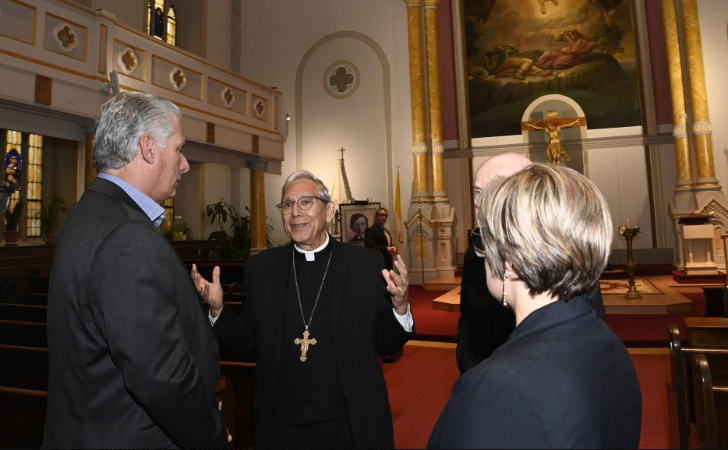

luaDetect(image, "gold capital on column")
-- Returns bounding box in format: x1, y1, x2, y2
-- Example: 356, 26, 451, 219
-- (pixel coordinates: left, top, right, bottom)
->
249, 158, 268, 254
404, 0, 432, 202
681, 0, 717, 186
660, 0, 692, 187
84, 133, 96, 190
424, 0, 448, 203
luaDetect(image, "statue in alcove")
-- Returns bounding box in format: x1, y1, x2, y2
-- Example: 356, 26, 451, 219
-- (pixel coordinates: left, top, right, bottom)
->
522, 111, 586, 165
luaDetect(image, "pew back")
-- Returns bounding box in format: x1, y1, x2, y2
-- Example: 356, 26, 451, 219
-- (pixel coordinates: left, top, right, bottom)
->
220, 361, 256, 449
692, 354, 728, 449
0, 304, 47, 323
0, 320, 47, 348
0, 386, 47, 449
0, 344, 48, 391
685, 317, 728, 348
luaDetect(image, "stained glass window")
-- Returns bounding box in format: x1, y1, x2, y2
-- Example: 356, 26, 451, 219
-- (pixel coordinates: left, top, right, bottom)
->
149, 0, 165, 40
26, 134, 43, 237
166, 6, 177, 46
5, 130, 22, 211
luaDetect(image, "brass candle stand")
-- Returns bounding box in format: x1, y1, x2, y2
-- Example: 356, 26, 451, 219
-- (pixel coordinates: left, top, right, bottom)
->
621, 219, 642, 300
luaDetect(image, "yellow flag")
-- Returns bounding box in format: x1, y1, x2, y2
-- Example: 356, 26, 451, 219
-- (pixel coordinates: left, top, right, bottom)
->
393, 172, 407, 257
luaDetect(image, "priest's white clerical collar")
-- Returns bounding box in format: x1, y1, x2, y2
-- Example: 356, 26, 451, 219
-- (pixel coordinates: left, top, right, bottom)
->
294, 233, 330, 261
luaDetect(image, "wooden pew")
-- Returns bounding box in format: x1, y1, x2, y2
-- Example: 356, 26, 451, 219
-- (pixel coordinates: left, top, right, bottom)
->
692, 354, 728, 448
700, 287, 727, 317
0, 304, 47, 323
0, 386, 47, 449
685, 317, 728, 349
668, 325, 728, 449
1, 275, 21, 304
220, 361, 256, 449
20, 293, 48, 306
0, 320, 47, 348
0, 344, 48, 391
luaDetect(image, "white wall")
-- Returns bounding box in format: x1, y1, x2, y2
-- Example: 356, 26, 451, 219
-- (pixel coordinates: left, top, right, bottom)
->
699, 0, 728, 194
239, 0, 414, 249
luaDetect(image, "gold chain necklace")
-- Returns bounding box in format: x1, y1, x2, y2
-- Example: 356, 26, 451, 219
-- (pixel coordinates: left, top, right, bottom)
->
291, 246, 333, 362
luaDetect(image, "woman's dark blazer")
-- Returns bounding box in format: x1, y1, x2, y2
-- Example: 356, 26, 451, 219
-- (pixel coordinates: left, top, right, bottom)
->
430, 294, 642, 449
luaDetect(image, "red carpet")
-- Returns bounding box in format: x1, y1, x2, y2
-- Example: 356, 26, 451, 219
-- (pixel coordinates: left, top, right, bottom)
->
384, 345, 671, 449
408, 286, 460, 342
409, 285, 707, 346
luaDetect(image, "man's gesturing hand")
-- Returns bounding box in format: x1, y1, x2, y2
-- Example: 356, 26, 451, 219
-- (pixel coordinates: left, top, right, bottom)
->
382, 255, 409, 316
191, 264, 224, 317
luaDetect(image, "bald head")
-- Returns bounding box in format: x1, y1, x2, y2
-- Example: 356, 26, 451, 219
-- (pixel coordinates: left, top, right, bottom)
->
474, 153, 532, 216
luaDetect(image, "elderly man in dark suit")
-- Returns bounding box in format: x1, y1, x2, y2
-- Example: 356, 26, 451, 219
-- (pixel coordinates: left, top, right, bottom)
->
365, 207, 397, 271
44, 92, 228, 448
195, 171, 414, 449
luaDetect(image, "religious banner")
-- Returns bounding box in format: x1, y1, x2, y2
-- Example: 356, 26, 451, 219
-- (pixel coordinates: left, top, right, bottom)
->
458, 0, 643, 139
393, 172, 408, 258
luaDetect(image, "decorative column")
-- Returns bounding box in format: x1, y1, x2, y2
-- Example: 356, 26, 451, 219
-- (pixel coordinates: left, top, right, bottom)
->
680, 0, 719, 190
424, 0, 448, 203
403, 0, 431, 203
248, 158, 268, 256
84, 133, 96, 189
661, 0, 693, 196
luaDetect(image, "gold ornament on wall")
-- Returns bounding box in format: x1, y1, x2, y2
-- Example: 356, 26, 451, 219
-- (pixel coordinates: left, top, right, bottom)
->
53, 24, 78, 53
117, 48, 139, 75
170, 67, 187, 92
221, 87, 235, 108
253, 98, 266, 119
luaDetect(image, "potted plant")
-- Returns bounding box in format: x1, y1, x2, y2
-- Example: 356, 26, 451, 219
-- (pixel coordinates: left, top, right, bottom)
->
203, 198, 238, 258
4, 197, 25, 246
161, 221, 192, 241
36, 190, 68, 244
230, 206, 273, 260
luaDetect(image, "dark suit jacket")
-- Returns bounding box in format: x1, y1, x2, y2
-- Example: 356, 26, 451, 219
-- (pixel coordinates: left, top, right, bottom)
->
212, 238, 413, 448
365, 224, 393, 271
456, 247, 607, 374
44, 178, 227, 449
430, 295, 642, 449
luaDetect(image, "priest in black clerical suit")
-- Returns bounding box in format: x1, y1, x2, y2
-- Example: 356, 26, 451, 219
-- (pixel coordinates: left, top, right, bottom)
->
365, 207, 396, 271
194, 171, 414, 449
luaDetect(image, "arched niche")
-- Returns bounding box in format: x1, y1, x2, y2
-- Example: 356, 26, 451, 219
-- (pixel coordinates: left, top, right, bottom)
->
522, 94, 588, 176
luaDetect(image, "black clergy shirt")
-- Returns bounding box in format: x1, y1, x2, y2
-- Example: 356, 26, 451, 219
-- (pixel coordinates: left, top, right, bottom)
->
275, 238, 348, 425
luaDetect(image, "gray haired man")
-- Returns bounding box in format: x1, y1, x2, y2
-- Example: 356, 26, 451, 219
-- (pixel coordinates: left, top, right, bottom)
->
193, 171, 415, 448
45, 92, 229, 448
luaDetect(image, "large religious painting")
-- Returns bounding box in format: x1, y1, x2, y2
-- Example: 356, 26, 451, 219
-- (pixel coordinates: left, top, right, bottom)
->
462, 0, 642, 138
339, 203, 381, 247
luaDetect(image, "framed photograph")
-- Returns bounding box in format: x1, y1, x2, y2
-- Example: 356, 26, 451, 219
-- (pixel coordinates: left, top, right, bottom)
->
454, 0, 648, 140
339, 202, 381, 247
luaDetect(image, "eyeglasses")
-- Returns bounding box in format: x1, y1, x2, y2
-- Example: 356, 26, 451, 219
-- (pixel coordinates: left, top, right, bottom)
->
276, 196, 327, 215
469, 228, 485, 253
377, 214, 389, 218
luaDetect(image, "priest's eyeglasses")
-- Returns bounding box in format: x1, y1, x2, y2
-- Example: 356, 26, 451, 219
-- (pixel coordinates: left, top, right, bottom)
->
276, 196, 327, 215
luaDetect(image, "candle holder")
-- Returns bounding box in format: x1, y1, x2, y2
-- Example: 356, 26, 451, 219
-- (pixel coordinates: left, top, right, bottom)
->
620, 219, 642, 300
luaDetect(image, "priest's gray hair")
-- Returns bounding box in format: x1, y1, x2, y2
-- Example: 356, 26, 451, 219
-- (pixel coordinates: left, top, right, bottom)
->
93, 92, 182, 172
281, 171, 332, 203
478, 164, 612, 302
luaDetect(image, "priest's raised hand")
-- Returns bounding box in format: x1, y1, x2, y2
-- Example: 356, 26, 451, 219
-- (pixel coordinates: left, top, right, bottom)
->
383, 255, 410, 316
191, 264, 224, 317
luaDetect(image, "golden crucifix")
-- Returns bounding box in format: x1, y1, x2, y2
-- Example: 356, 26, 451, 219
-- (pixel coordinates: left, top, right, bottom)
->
521, 111, 586, 165
294, 329, 317, 362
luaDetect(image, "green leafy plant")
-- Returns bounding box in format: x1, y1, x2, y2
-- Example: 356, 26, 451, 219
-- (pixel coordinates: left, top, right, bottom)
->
4, 197, 25, 232
36, 191, 68, 235
203, 198, 238, 239
229, 206, 273, 260
161, 221, 192, 241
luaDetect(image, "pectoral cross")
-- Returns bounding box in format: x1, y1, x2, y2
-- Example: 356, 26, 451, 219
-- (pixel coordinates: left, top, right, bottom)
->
294, 329, 317, 362
521, 111, 586, 165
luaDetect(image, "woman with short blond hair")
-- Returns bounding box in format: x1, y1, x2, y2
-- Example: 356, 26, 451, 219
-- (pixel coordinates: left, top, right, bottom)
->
429, 164, 642, 449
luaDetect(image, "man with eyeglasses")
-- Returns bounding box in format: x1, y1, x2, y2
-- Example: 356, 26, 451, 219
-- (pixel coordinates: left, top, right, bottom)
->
365, 208, 397, 271
193, 170, 414, 449
458, 153, 606, 374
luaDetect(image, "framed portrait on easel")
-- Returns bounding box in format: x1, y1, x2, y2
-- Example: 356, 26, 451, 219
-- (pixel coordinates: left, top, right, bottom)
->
339, 202, 381, 247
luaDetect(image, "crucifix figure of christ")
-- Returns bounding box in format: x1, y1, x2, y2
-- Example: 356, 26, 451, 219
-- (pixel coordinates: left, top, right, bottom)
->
294, 329, 317, 362
521, 111, 586, 165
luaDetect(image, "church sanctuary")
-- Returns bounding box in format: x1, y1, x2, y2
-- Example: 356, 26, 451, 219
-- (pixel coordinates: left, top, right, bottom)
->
2, 0, 728, 447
